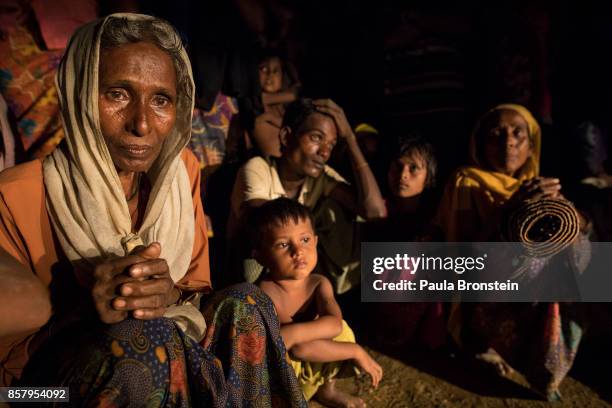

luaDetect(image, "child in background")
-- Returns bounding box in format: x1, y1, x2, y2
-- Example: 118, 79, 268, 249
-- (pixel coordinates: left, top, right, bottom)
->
252, 52, 300, 157
383, 136, 439, 239
366, 137, 445, 349
226, 51, 300, 162
253, 198, 382, 407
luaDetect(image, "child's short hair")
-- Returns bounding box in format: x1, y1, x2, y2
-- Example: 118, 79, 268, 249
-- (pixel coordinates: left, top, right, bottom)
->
249, 198, 315, 248
395, 136, 437, 188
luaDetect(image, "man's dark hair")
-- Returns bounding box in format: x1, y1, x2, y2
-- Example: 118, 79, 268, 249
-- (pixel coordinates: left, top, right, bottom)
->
281, 98, 336, 137
249, 198, 315, 249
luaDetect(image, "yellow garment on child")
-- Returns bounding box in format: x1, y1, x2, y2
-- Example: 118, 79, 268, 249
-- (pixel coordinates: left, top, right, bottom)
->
288, 320, 356, 401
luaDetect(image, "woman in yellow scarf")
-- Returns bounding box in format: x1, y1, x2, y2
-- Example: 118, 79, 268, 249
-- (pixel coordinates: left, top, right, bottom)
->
436, 104, 588, 401
436, 103, 546, 241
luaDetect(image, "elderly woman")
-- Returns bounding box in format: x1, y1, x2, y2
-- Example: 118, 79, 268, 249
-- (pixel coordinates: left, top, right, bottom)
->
0, 14, 305, 407
436, 104, 590, 401
227, 98, 386, 292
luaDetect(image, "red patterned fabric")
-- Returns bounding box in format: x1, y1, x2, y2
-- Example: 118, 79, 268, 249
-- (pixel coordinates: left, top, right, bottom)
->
0, 25, 64, 158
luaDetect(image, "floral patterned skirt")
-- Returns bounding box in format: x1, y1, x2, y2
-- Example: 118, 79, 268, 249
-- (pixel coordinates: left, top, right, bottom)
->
18, 283, 306, 408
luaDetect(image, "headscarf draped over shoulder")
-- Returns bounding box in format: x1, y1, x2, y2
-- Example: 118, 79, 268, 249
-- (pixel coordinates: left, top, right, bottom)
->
436, 104, 541, 241
43, 13, 195, 284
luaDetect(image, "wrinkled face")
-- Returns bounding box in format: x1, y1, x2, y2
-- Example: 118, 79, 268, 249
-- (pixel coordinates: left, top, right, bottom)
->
257, 218, 318, 280
259, 57, 283, 93
482, 109, 532, 176
282, 113, 338, 178
387, 152, 428, 198
98, 41, 177, 173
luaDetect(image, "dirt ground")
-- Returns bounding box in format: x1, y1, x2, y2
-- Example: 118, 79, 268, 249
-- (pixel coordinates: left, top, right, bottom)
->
311, 346, 611, 408
315, 296, 612, 408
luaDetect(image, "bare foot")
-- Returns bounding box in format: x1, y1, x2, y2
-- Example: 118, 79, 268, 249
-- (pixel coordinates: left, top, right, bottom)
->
314, 380, 366, 408
475, 347, 514, 377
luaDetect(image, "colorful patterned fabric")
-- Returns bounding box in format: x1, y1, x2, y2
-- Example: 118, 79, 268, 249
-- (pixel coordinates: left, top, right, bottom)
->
19, 318, 225, 407
189, 93, 238, 169
18, 283, 306, 407
202, 283, 307, 407
0, 25, 64, 158
465, 302, 583, 401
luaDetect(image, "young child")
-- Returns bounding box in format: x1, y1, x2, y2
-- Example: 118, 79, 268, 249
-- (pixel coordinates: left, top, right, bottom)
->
252, 52, 300, 158
252, 198, 382, 407
377, 136, 439, 240
366, 137, 445, 350
226, 52, 300, 162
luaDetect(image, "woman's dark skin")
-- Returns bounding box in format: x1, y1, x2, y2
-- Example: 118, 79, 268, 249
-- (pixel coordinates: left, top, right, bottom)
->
0, 249, 52, 336
484, 110, 562, 207
245, 99, 386, 219
93, 41, 181, 324
0, 42, 182, 334
473, 108, 588, 376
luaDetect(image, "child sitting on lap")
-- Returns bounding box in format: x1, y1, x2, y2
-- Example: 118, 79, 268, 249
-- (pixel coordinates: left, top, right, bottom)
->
252, 198, 382, 407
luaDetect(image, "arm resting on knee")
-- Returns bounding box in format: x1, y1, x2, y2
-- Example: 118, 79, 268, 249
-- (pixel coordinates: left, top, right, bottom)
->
290, 339, 359, 363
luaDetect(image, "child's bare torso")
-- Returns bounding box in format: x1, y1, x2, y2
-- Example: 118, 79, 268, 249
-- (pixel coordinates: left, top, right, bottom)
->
259, 274, 324, 324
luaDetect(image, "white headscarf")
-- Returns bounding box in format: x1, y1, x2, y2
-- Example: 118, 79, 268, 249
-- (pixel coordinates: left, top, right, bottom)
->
43, 13, 195, 284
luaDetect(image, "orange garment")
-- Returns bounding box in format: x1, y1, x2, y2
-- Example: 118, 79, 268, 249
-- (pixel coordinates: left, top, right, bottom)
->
0, 148, 210, 386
